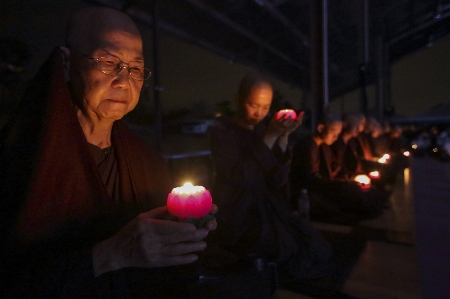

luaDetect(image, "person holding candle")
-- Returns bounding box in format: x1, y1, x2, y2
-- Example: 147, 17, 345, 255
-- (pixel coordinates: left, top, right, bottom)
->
0, 7, 216, 298
208, 72, 339, 293
290, 113, 384, 224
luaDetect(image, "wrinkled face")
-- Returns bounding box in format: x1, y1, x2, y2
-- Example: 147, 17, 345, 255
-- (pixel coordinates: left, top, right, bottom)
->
71, 30, 144, 121
322, 122, 343, 145
240, 83, 273, 126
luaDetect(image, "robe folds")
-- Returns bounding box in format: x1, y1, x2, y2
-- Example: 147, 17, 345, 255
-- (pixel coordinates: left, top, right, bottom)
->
0, 48, 183, 297
208, 118, 333, 282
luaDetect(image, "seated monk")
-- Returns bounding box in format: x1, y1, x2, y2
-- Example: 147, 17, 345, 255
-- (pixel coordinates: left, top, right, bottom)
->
0, 7, 216, 298
331, 112, 362, 181
208, 72, 338, 291
290, 114, 384, 224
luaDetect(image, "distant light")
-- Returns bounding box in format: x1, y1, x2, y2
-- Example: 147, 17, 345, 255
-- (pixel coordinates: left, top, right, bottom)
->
354, 174, 370, 184
378, 157, 387, 164
369, 171, 380, 179
382, 153, 390, 160
403, 151, 410, 157
412, 144, 418, 149
433, 148, 438, 153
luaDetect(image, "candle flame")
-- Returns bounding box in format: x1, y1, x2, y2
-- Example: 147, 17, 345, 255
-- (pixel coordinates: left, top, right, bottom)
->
378, 157, 387, 163
354, 174, 371, 185
172, 182, 206, 195
369, 171, 380, 178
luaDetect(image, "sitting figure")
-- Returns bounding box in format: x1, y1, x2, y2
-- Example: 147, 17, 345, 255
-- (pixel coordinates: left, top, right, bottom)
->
0, 7, 216, 298
208, 72, 337, 293
331, 112, 362, 181
290, 114, 384, 224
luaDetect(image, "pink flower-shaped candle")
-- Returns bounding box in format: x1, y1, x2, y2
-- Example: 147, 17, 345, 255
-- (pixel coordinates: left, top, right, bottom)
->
276, 109, 297, 120
354, 174, 371, 191
167, 183, 212, 221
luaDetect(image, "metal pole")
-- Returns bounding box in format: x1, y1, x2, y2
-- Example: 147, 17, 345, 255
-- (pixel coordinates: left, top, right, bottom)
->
152, 0, 162, 151
376, 35, 384, 122
310, 0, 329, 129
322, 0, 329, 111
359, 0, 369, 115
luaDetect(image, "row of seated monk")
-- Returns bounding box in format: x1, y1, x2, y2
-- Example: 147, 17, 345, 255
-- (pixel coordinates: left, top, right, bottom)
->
287, 112, 408, 224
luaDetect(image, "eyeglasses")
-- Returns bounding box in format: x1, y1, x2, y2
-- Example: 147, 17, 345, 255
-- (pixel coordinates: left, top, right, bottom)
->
70, 48, 152, 81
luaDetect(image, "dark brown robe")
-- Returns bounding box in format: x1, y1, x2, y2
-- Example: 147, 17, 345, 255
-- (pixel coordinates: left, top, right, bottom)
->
208, 117, 333, 282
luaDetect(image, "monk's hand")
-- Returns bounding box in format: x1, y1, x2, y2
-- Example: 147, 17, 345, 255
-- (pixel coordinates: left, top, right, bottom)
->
283, 111, 304, 135
92, 206, 211, 277
204, 204, 218, 231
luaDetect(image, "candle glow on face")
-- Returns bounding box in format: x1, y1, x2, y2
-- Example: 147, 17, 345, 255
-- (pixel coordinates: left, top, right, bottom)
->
276, 109, 297, 120
167, 182, 212, 221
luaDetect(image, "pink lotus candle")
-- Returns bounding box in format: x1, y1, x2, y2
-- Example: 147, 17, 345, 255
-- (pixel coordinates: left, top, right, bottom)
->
354, 174, 371, 191
368, 171, 380, 180
167, 182, 212, 221
276, 109, 297, 120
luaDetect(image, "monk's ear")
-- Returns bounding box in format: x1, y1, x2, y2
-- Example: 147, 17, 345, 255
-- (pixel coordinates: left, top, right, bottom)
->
317, 124, 325, 133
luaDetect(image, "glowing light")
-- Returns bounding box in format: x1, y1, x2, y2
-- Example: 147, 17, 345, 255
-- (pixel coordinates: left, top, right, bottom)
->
275, 109, 297, 120
378, 157, 387, 164
403, 151, 410, 157
167, 182, 212, 221
433, 148, 438, 153
412, 144, 418, 149
354, 174, 371, 190
368, 171, 380, 179
354, 174, 371, 185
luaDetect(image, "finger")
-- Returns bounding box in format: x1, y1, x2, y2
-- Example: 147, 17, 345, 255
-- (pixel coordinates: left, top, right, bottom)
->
210, 204, 218, 215
296, 111, 305, 122
141, 206, 169, 219
143, 225, 209, 246
162, 241, 207, 256
151, 254, 199, 268
139, 217, 197, 235
204, 219, 217, 231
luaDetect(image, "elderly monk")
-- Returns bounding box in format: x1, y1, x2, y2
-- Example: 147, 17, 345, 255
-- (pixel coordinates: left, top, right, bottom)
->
0, 7, 216, 298
208, 72, 336, 286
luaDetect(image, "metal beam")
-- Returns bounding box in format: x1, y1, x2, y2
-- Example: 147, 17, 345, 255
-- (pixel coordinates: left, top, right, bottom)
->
183, 0, 308, 71
257, 0, 310, 48
387, 4, 450, 46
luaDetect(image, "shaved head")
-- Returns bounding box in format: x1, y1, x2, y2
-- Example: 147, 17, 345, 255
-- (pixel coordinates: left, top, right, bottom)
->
65, 6, 145, 125
65, 6, 142, 54
236, 72, 272, 104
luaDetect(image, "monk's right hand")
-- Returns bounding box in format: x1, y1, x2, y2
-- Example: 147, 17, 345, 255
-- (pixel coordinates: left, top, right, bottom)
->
92, 206, 209, 277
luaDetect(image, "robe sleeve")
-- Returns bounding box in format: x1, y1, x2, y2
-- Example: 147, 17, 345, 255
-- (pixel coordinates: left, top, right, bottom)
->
211, 120, 290, 193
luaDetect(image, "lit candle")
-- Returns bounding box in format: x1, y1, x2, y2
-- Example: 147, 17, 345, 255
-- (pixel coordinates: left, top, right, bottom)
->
377, 153, 390, 164
354, 174, 371, 190
167, 182, 212, 221
276, 109, 297, 120
368, 171, 380, 179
